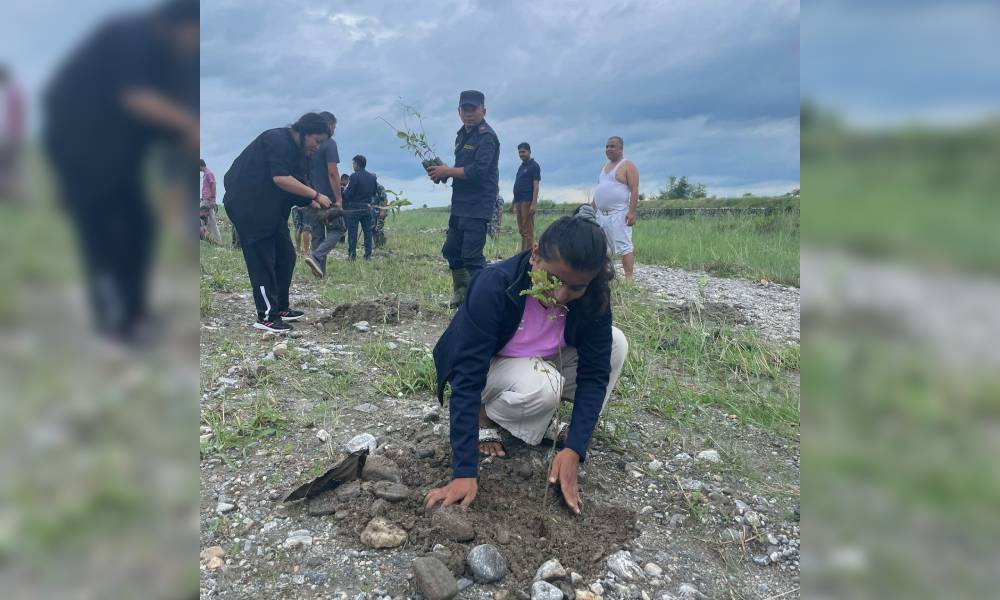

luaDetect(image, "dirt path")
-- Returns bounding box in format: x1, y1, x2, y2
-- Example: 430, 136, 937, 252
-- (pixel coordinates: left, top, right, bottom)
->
632, 265, 800, 344
199, 265, 801, 600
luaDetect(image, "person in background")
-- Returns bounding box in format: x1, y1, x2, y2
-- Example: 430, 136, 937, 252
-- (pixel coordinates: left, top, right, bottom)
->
303, 112, 347, 278
426, 90, 500, 308
0, 64, 25, 199
511, 142, 541, 251
372, 183, 389, 249
222, 112, 332, 333
342, 154, 378, 261
199, 158, 221, 244
592, 136, 639, 284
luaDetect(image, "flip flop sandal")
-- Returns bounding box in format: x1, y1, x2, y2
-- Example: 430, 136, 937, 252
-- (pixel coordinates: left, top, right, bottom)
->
478, 427, 507, 457
541, 420, 569, 449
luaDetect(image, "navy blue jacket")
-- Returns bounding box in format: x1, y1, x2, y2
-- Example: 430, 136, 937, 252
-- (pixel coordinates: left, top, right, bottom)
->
343, 168, 378, 207
450, 120, 500, 220
433, 251, 613, 478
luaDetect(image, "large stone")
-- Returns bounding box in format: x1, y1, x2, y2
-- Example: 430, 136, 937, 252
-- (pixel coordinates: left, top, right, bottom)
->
607, 550, 644, 581
307, 490, 338, 516
531, 581, 563, 600
431, 506, 476, 542
372, 481, 410, 502
695, 450, 721, 463
412, 557, 459, 600
575, 592, 598, 600
360, 517, 407, 548
467, 544, 509, 583
534, 558, 567, 582
362, 456, 402, 483
284, 530, 313, 549
346, 433, 377, 453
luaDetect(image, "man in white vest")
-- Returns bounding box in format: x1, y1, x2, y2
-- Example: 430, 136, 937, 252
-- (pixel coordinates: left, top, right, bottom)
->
592, 136, 639, 283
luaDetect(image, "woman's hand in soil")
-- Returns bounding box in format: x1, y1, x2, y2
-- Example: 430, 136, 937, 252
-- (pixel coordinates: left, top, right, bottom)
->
425, 477, 478, 510
548, 448, 582, 515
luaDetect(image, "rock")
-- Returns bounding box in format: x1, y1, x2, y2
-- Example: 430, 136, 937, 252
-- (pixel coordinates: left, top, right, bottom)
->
431, 506, 476, 542
216, 502, 236, 514
361, 517, 408, 548
495, 591, 515, 600
673, 452, 692, 462
307, 490, 338, 516
639, 506, 654, 515
668, 514, 686, 528
607, 550, 644, 581
679, 478, 703, 492
695, 450, 720, 463
201, 545, 225, 565
205, 556, 224, 571
752, 555, 770, 566
272, 342, 289, 359
589, 583, 604, 595
558, 581, 576, 599
743, 510, 764, 528
416, 446, 436, 459
284, 530, 313, 549
369, 498, 389, 517
534, 558, 567, 582
336, 480, 362, 500
411, 557, 459, 600
457, 578, 474, 591
200, 433, 213, 445
570, 572, 583, 586
354, 321, 370, 332
531, 581, 563, 600
355, 402, 379, 414
467, 544, 509, 583
733, 500, 749, 514
372, 481, 410, 502
643, 563, 663, 578
316, 429, 331, 443
422, 409, 440, 423
677, 584, 702, 599
346, 433, 378, 453
647, 459, 663, 472
362, 456, 402, 483
575, 592, 598, 600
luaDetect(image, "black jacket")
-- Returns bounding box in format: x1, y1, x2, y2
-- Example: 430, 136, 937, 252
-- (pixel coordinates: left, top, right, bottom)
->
223, 128, 310, 244
433, 251, 613, 478
450, 120, 500, 220
343, 168, 378, 207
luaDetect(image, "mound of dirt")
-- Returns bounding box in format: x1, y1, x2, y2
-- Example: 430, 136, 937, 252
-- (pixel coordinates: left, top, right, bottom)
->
663, 301, 748, 326
318, 296, 421, 329
288, 429, 637, 590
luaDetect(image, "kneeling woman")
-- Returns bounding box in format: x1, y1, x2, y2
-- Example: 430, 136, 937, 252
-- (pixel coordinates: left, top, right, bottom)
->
426, 206, 628, 514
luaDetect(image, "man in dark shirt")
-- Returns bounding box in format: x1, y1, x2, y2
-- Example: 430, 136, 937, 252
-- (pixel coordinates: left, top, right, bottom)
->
511, 142, 541, 251
426, 90, 500, 308
342, 154, 379, 260
303, 112, 346, 278
42, 0, 199, 345
223, 113, 333, 332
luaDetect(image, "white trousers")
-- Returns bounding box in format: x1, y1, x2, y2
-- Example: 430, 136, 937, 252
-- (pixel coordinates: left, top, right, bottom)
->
481, 326, 629, 445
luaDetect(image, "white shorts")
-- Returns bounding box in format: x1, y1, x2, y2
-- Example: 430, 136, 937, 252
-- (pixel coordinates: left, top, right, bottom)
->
595, 208, 633, 256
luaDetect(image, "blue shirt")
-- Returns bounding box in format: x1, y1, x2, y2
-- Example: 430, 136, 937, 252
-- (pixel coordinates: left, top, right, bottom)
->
450, 120, 500, 220
512, 158, 541, 202
343, 169, 378, 207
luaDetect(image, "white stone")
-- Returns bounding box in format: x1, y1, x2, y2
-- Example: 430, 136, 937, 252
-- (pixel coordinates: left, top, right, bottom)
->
354, 321, 370, 332
695, 450, 721, 463
534, 558, 567, 582
531, 581, 563, 600
607, 550, 644, 581
647, 459, 663, 472
216, 502, 236, 514
673, 452, 692, 462
643, 563, 663, 577
346, 433, 378, 453
316, 429, 331, 443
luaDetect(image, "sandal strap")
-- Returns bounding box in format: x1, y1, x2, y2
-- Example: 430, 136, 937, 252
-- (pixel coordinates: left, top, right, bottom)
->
479, 427, 502, 444
543, 420, 569, 443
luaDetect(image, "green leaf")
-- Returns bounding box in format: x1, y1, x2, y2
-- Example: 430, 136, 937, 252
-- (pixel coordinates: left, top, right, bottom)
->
396, 131, 407, 139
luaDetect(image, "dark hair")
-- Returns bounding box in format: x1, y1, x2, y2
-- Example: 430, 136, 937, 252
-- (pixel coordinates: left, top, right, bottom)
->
199, 158, 206, 168
290, 112, 332, 137
518, 142, 531, 152
536, 205, 613, 317
156, 0, 199, 24
341, 173, 350, 181
319, 111, 337, 125
353, 155, 367, 169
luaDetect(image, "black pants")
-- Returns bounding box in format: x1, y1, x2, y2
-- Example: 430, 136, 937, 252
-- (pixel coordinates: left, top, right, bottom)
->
238, 225, 296, 320
442, 215, 487, 276
55, 170, 156, 341
345, 206, 373, 259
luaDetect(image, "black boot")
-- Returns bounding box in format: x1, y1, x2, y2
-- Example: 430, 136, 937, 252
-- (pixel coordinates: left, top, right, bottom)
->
449, 268, 470, 308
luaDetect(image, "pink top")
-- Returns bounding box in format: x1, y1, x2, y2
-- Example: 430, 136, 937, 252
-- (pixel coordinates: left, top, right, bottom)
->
201, 169, 216, 201
497, 296, 567, 358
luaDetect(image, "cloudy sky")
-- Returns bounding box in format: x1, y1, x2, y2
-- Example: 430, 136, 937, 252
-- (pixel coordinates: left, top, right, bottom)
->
201, 0, 801, 206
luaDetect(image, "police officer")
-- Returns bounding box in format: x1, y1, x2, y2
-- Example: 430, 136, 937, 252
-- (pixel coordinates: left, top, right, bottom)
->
427, 90, 500, 308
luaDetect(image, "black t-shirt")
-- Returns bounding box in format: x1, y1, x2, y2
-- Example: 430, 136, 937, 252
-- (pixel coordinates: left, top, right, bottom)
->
513, 158, 541, 202
309, 139, 340, 196
223, 128, 311, 244
43, 14, 177, 184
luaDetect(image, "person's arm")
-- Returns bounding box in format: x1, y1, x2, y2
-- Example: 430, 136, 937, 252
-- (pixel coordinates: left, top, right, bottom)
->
121, 89, 199, 150
325, 142, 343, 207
428, 134, 498, 183
530, 179, 539, 214
272, 175, 329, 208
625, 161, 639, 226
